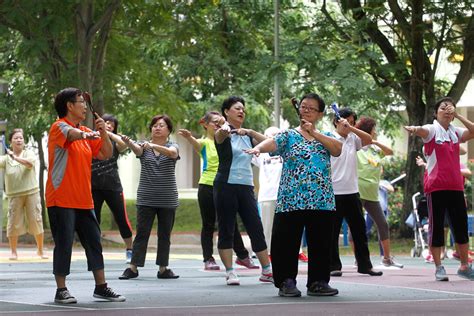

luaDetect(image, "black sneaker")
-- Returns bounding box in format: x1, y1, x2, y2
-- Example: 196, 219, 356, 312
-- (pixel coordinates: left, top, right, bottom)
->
157, 268, 179, 279
54, 288, 77, 304
359, 269, 383, 276
307, 281, 338, 296
278, 278, 301, 297
119, 268, 138, 280
93, 286, 126, 302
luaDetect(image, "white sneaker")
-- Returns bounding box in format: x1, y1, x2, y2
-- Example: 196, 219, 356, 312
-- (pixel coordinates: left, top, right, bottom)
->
226, 271, 240, 286
381, 256, 404, 268
435, 265, 449, 281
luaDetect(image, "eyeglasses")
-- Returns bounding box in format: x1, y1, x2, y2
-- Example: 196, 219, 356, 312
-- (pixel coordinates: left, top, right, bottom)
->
73, 100, 86, 104
300, 105, 320, 113
231, 106, 246, 114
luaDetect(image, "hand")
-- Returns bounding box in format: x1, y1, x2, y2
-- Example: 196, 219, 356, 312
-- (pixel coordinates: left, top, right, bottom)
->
234, 128, 251, 136
337, 118, 351, 129
6, 149, 14, 159
120, 134, 132, 144
217, 117, 226, 128
220, 122, 231, 133
415, 155, 426, 167
178, 129, 192, 138
445, 104, 457, 117
300, 119, 315, 134
94, 114, 106, 132
142, 142, 153, 150
83, 131, 100, 139
243, 147, 261, 157
403, 126, 418, 135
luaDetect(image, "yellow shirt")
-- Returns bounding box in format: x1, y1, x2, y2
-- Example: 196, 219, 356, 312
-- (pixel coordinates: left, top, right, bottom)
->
0, 149, 39, 197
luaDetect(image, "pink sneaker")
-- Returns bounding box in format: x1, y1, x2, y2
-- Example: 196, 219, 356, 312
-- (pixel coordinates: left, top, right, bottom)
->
452, 252, 473, 263
298, 252, 308, 262
235, 257, 259, 269
204, 258, 220, 270
425, 254, 434, 263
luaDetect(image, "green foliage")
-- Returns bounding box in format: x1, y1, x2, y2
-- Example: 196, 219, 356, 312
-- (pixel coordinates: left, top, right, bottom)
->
381, 156, 407, 237
98, 199, 202, 233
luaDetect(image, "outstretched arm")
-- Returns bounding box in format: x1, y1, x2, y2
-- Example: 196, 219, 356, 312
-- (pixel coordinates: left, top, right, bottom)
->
121, 135, 144, 156
404, 125, 430, 139
243, 137, 277, 156
178, 129, 201, 153
143, 142, 179, 159
372, 140, 393, 156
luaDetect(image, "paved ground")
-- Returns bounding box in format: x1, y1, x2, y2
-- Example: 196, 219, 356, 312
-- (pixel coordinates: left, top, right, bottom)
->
0, 244, 473, 316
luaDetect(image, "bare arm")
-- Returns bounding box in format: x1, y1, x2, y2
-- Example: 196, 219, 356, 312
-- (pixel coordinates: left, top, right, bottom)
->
454, 113, 474, 142
349, 126, 372, 147
214, 126, 231, 144
178, 129, 202, 153
372, 140, 393, 156
243, 137, 277, 156
95, 116, 113, 160
303, 119, 342, 156
144, 142, 179, 159
309, 130, 343, 157
404, 125, 430, 139
234, 128, 266, 146
121, 135, 144, 156
461, 167, 472, 178
108, 132, 128, 153
7, 149, 33, 168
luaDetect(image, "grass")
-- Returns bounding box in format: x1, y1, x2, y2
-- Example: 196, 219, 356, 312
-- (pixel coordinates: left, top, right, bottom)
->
1, 198, 202, 233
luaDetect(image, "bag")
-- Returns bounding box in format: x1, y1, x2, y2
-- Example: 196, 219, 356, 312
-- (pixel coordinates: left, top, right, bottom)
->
405, 213, 416, 228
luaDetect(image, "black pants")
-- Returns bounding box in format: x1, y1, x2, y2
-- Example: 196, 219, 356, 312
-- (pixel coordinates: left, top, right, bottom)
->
426, 190, 469, 247
214, 182, 267, 252
92, 189, 133, 239
330, 193, 373, 272
48, 207, 104, 276
271, 210, 334, 288
198, 184, 249, 261
131, 205, 176, 267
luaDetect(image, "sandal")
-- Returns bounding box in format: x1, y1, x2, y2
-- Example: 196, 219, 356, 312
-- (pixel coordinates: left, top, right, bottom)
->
157, 268, 179, 279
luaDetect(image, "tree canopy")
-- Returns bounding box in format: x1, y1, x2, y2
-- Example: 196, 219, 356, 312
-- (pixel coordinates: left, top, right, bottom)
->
1, 1, 472, 224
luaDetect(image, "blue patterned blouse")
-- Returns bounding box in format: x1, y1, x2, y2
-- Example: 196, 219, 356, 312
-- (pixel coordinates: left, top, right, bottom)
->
273, 129, 336, 213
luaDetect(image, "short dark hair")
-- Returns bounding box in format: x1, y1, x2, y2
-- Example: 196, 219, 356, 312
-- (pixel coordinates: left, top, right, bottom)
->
301, 93, 326, 112
333, 107, 357, 127
102, 113, 119, 134
54, 87, 82, 118
221, 96, 245, 119
149, 114, 173, 133
9, 128, 23, 142
355, 116, 376, 134
434, 97, 455, 114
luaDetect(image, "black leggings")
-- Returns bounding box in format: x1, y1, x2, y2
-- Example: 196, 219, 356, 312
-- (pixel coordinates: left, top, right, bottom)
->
198, 184, 249, 261
92, 190, 133, 239
214, 182, 267, 253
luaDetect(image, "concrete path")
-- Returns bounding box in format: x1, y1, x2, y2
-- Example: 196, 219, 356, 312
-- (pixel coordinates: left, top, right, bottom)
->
0, 246, 473, 315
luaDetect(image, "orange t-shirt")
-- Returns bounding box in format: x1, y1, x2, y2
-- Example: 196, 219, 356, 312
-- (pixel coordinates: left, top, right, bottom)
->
46, 118, 102, 209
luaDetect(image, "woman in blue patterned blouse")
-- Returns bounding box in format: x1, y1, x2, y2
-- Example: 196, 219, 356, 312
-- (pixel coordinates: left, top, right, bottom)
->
245, 93, 342, 297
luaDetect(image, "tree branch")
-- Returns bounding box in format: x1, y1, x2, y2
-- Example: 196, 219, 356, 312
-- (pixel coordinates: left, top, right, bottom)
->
320, 0, 351, 42
448, 14, 474, 102
87, 0, 121, 41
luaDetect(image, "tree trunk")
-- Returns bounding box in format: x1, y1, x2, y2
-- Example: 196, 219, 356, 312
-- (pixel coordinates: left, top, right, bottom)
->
33, 133, 48, 229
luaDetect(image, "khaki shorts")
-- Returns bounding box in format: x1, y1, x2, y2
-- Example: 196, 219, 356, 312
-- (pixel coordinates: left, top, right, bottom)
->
7, 192, 44, 237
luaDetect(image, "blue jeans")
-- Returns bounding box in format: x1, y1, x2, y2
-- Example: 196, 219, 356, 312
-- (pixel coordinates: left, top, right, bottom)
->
48, 207, 104, 276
